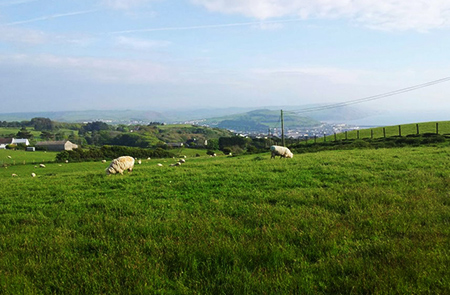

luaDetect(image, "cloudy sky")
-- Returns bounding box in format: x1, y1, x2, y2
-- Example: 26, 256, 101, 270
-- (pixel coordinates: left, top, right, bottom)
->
1, 0, 450, 116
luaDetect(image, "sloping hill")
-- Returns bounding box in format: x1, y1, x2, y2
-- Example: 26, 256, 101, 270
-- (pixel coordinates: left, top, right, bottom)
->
202, 109, 320, 133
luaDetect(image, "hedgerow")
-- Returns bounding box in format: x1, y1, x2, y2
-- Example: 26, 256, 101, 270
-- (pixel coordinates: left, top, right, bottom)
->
56, 145, 174, 162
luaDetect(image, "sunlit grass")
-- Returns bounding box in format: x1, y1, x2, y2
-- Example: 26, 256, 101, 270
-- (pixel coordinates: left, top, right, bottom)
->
1, 147, 450, 293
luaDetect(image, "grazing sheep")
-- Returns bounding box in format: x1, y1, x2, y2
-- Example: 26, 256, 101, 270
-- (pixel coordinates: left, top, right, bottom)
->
157, 163, 163, 167
270, 145, 294, 159
11, 173, 18, 177
7, 156, 12, 159
31, 173, 36, 177
39, 164, 46, 168
147, 157, 151, 160
179, 159, 186, 163
170, 162, 182, 167
105, 156, 135, 175
65, 160, 69, 163
137, 159, 142, 165
102, 160, 107, 163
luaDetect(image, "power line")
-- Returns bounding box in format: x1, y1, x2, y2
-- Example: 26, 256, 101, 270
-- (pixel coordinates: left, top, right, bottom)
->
286, 77, 450, 115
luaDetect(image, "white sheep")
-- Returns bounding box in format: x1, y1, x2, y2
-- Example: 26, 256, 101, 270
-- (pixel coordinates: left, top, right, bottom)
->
105, 156, 135, 175
179, 159, 186, 163
157, 163, 163, 167
31, 173, 36, 177
40, 164, 46, 168
137, 159, 142, 165
102, 160, 107, 163
270, 145, 294, 159
11, 173, 18, 177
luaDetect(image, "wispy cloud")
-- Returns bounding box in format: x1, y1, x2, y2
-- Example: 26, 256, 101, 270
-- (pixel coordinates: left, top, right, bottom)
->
0, 0, 38, 6
115, 36, 171, 50
0, 54, 174, 84
102, 0, 155, 10
5, 9, 99, 26
192, 0, 450, 31
110, 18, 303, 34
0, 26, 47, 44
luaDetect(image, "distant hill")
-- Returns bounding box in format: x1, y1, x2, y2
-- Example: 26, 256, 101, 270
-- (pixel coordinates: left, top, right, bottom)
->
201, 109, 320, 133
0, 110, 167, 124
0, 105, 375, 125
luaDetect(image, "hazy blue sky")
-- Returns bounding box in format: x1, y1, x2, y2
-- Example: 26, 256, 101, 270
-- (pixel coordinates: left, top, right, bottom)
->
1, 0, 450, 114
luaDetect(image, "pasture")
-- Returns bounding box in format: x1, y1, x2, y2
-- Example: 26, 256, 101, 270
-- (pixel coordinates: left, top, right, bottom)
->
1, 147, 449, 294
0, 149, 57, 167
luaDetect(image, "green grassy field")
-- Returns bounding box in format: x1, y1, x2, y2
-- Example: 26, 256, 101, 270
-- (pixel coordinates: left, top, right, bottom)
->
1, 147, 450, 294
332, 121, 450, 141
0, 150, 57, 167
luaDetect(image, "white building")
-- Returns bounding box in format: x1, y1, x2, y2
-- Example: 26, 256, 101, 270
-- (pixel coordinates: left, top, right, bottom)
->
11, 138, 30, 146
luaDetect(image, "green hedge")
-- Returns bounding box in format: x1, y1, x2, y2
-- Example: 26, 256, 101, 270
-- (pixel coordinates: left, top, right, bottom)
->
56, 145, 175, 162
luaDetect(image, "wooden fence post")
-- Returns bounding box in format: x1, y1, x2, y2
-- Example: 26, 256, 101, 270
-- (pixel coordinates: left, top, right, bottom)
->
436, 122, 439, 135
334, 133, 337, 142
416, 124, 419, 135
371, 129, 374, 139
324, 133, 326, 142
399, 125, 402, 137
383, 128, 386, 138
357, 130, 360, 139
345, 131, 348, 140
314, 136, 317, 144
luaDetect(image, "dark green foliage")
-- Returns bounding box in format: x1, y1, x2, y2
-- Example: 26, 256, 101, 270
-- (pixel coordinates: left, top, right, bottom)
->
82, 121, 111, 132
55, 146, 174, 162
111, 133, 150, 148
29, 117, 55, 131
218, 136, 250, 150
16, 127, 33, 139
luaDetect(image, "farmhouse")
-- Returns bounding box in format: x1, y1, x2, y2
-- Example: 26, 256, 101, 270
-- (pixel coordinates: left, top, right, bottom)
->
0, 138, 10, 149
11, 138, 30, 146
0, 138, 30, 148
36, 140, 78, 151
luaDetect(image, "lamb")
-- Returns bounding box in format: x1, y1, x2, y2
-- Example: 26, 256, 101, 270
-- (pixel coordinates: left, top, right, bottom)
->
270, 145, 294, 159
105, 156, 135, 175
39, 164, 46, 168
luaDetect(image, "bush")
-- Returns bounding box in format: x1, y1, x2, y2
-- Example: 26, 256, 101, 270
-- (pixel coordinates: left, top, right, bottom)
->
222, 147, 232, 155
55, 146, 175, 163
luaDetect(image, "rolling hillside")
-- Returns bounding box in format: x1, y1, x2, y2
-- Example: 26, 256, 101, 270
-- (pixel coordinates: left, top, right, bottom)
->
202, 109, 320, 133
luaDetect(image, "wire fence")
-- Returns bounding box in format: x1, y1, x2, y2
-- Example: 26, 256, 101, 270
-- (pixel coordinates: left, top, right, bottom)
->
302, 122, 450, 144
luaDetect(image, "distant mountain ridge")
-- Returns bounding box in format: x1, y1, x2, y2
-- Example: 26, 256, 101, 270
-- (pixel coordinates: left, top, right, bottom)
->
0, 105, 375, 125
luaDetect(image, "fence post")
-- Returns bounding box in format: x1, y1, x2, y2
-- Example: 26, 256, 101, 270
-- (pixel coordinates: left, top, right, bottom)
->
383, 128, 386, 138
324, 133, 326, 142
314, 136, 317, 144
371, 129, 373, 139
416, 124, 419, 135
334, 133, 337, 142
357, 130, 360, 139
345, 131, 348, 140
398, 125, 402, 137
436, 122, 439, 135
